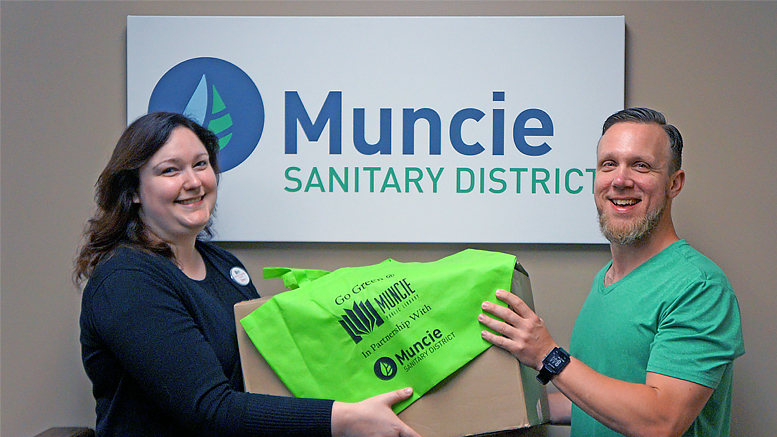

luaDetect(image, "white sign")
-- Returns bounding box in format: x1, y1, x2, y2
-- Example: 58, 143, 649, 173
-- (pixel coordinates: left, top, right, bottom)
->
127, 16, 623, 243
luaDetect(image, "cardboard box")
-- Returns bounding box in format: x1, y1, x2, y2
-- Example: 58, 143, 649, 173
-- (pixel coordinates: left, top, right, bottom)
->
235, 264, 549, 437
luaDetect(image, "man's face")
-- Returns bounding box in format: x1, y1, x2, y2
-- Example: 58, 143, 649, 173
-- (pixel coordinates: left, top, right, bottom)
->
594, 122, 679, 245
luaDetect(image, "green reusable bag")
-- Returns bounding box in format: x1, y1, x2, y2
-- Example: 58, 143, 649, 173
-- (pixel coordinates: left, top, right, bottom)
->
240, 249, 517, 412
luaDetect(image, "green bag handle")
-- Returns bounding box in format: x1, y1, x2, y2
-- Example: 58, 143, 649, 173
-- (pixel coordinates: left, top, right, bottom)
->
263, 267, 331, 290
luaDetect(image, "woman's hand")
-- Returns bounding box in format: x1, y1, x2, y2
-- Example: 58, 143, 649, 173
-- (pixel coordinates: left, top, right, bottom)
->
331, 387, 421, 437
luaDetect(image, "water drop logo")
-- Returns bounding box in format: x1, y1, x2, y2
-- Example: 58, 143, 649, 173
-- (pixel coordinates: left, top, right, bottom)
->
148, 57, 264, 172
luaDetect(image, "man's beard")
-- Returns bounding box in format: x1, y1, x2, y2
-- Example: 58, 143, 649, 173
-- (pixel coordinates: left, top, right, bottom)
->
598, 204, 665, 246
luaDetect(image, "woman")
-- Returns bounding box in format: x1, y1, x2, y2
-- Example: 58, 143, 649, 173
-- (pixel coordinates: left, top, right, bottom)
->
75, 112, 419, 437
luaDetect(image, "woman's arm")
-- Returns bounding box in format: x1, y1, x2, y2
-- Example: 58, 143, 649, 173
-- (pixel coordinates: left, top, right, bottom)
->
85, 266, 332, 436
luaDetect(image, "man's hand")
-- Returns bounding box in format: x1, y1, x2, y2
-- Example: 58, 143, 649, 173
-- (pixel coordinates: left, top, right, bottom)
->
478, 289, 558, 371
331, 387, 421, 437
479, 292, 713, 437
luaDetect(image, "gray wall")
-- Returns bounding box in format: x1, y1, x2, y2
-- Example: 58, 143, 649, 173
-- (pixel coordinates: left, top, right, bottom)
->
2, 2, 775, 436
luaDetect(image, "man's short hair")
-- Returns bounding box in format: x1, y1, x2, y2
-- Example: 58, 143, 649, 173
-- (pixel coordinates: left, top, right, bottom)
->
602, 107, 683, 174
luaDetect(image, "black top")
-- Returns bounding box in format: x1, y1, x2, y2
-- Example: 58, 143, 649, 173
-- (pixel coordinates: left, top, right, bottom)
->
80, 241, 333, 437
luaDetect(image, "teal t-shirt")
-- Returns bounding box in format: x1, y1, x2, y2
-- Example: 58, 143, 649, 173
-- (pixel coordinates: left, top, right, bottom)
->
570, 240, 745, 437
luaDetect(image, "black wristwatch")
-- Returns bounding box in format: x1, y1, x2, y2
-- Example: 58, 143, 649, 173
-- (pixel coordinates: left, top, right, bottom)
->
536, 347, 570, 385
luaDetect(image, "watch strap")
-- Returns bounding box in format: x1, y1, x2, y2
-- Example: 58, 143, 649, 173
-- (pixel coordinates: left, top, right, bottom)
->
536, 367, 554, 385
535, 346, 570, 385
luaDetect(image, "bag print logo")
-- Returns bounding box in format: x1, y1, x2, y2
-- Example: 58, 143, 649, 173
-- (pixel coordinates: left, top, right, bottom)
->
374, 357, 397, 380
339, 300, 385, 344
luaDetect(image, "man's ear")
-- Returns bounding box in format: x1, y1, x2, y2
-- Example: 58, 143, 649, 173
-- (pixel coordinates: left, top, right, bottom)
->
668, 169, 685, 199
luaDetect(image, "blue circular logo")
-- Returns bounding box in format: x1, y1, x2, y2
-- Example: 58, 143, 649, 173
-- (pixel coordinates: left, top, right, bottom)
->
148, 57, 263, 172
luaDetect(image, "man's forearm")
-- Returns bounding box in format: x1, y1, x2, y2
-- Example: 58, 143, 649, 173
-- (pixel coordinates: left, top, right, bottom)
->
550, 358, 712, 437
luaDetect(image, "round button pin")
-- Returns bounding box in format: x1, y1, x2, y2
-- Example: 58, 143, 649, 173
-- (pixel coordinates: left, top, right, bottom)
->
230, 267, 250, 286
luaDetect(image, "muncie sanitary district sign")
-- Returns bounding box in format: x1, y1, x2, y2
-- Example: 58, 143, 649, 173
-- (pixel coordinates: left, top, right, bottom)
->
127, 16, 623, 243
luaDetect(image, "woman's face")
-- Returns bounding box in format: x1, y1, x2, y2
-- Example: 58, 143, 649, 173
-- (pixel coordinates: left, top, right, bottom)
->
134, 126, 217, 246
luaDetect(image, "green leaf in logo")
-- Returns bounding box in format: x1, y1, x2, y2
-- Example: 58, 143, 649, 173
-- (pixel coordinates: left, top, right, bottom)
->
381, 362, 393, 377
208, 85, 233, 150
374, 357, 397, 381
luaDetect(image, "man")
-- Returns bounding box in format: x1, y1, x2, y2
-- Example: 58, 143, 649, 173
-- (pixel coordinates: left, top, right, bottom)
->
479, 108, 744, 437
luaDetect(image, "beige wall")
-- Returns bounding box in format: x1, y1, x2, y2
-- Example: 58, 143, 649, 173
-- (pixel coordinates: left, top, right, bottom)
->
2, 2, 775, 436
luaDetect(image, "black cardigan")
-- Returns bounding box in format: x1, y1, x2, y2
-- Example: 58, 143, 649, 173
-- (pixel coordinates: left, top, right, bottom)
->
80, 241, 333, 437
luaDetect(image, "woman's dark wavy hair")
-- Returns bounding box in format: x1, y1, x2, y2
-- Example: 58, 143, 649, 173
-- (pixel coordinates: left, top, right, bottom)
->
602, 107, 683, 174
74, 112, 220, 285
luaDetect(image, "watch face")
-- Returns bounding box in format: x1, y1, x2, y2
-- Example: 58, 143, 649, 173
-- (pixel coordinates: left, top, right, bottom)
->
544, 348, 570, 373
547, 353, 565, 368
